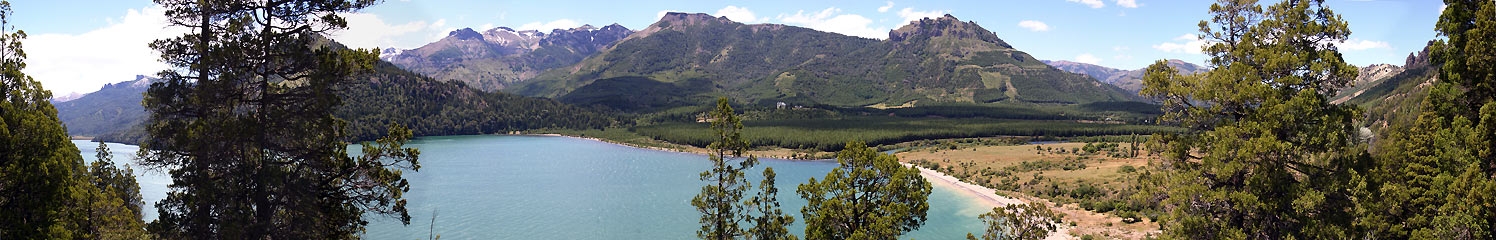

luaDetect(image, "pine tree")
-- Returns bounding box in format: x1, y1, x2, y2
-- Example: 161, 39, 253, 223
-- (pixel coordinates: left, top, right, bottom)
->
84, 142, 148, 239
1138, 0, 1366, 238
1356, 1, 1496, 238
139, 0, 421, 238
693, 97, 761, 240
972, 202, 1059, 240
747, 167, 796, 240
797, 141, 931, 240
0, 1, 92, 237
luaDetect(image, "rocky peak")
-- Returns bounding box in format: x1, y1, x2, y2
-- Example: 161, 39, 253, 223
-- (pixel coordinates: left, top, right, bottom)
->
887, 14, 1010, 48
447, 28, 484, 40
601, 23, 628, 32
541, 23, 634, 53
1404, 40, 1434, 69
656, 12, 734, 27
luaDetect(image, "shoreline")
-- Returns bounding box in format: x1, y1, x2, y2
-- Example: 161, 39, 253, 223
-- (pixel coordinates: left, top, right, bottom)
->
541, 133, 1075, 238
904, 163, 1075, 240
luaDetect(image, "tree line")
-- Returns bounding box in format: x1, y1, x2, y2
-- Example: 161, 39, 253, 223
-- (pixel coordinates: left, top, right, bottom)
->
1134, 0, 1496, 239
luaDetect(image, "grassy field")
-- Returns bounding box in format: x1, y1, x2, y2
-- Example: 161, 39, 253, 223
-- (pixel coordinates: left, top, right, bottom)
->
897, 141, 1160, 239
632, 116, 1178, 152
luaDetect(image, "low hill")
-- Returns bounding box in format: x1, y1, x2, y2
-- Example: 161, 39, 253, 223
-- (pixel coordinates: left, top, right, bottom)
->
511, 13, 1141, 112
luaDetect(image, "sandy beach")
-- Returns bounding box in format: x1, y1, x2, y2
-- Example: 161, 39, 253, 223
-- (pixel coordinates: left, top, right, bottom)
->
905, 163, 1075, 240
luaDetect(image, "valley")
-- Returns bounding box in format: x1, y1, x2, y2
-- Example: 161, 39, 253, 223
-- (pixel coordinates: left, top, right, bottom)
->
25, 0, 1468, 238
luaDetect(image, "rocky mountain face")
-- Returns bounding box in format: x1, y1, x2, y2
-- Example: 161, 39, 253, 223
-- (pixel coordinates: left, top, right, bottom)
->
512, 13, 1139, 111
383, 23, 634, 91
53, 75, 157, 137
1044, 59, 1207, 94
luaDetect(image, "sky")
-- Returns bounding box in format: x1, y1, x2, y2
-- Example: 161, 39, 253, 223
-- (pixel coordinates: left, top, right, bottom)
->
12, 0, 1446, 96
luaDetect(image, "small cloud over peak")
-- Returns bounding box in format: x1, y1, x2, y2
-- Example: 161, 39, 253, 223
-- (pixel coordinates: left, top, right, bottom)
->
1116, 0, 1139, 8
1076, 53, 1102, 64
777, 8, 886, 39
1337, 39, 1392, 51
1067, 0, 1105, 8
1153, 34, 1208, 55
716, 6, 762, 23
1017, 20, 1050, 32
896, 8, 948, 24
657, 10, 680, 20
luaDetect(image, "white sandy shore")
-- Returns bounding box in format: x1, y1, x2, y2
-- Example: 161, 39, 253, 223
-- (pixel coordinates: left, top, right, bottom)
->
904, 163, 1075, 240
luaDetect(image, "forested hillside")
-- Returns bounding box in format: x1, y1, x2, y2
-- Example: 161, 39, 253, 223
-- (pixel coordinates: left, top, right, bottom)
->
82, 61, 621, 144
513, 13, 1141, 110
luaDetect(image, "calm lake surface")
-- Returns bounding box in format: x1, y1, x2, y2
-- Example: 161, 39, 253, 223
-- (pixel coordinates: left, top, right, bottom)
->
75, 135, 989, 239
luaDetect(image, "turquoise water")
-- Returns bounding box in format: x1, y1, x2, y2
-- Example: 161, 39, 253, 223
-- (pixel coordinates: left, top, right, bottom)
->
74, 140, 171, 222
76, 135, 989, 239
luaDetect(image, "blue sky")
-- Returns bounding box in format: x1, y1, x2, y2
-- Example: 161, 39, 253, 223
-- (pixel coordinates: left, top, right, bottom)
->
12, 0, 1445, 95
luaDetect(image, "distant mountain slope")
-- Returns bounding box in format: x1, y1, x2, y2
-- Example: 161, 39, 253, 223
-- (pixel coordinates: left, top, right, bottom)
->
1331, 63, 1406, 104
1043, 59, 1207, 93
512, 13, 1140, 111
1345, 44, 1438, 134
62, 54, 620, 144
384, 24, 633, 91
53, 75, 155, 137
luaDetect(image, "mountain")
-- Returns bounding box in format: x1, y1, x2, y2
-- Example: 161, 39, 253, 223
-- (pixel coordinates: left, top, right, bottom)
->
50, 92, 86, 102
1043, 59, 1207, 94
511, 13, 1140, 112
61, 55, 620, 144
54, 75, 156, 137
383, 24, 633, 91
1331, 63, 1405, 104
1342, 43, 1439, 134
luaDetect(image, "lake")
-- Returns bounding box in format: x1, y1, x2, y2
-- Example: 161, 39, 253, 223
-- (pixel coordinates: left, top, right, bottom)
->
75, 135, 990, 239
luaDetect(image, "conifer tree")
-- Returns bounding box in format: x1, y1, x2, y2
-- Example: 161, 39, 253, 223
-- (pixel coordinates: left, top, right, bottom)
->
1356, 1, 1496, 238
797, 141, 931, 240
1138, 0, 1366, 238
0, 1, 92, 237
139, 0, 421, 238
693, 97, 761, 240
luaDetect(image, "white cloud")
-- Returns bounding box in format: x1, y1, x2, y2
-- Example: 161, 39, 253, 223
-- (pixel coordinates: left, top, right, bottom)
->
517, 19, 582, 31
715, 6, 761, 23
1075, 53, 1102, 64
1153, 34, 1208, 55
896, 8, 948, 24
22, 5, 187, 96
1067, 0, 1105, 8
1017, 20, 1050, 32
1116, 0, 1139, 8
777, 8, 886, 39
333, 13, 432, 50
1440, 4, 1447, 14
657, 10, 680, 20
878, 1, 895, 13
1337, 39, 1392, 51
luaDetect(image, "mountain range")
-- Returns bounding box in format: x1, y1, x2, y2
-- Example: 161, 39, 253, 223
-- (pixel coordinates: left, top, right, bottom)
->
384, 24, 634, 91
65, 11, 1428, 142
499, 13, 1139, 111
1042, 59, 1208, 94
53, 75, 156, 137
60, 53, 620, 143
